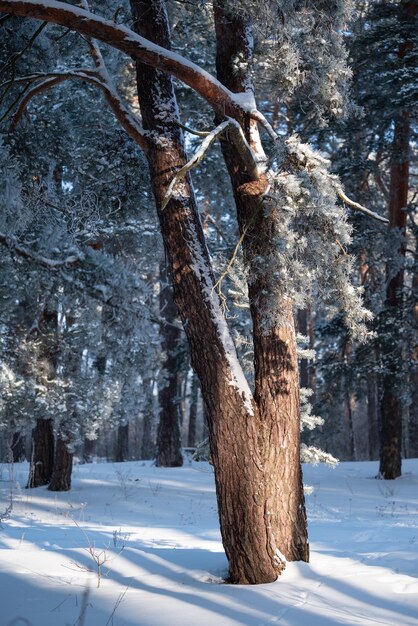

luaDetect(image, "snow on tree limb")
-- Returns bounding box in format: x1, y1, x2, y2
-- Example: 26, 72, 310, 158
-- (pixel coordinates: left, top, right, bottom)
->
0, 232, 83, 268
0, 0, 253, 124
334, 186, 389, 224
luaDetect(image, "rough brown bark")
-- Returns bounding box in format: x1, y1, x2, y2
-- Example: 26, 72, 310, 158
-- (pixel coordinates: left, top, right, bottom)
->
48, 436, 73, 491
213, 0, 309, 573
27, 418, 54, 488
156, 266, 183, 467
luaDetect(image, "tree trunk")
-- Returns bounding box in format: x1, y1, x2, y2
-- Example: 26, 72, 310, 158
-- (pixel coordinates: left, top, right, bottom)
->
379, 110, 410, 479
48, 436, 73, 491
27, 418, 54, 488
367, 368, 380, 460
116, 423, 129, 462
26, 297, 59, 487
10, 431, 26, 462
155, 264, 183, 467
83, 436, 95, 463
141, 376, 156, 460
213, 0, 309, 572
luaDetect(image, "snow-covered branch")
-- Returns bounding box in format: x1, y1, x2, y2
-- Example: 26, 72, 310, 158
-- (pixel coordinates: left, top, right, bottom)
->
334, 186, 389, 224
0, 0, 262, 132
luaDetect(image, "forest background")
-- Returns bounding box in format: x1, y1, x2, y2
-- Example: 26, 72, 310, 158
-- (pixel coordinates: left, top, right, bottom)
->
0, 0, 416, 561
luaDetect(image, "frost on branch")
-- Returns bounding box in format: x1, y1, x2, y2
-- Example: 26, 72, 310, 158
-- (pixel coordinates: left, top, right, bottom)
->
301, 443, 338, 467
300, 387, 323, 432
227, 0, 356, 125
257, 135, 373, 341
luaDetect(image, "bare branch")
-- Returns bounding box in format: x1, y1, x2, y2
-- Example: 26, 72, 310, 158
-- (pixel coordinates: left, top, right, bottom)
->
162, 118, 259, 209
174, 120, 211, 137
6, 69, 148, 151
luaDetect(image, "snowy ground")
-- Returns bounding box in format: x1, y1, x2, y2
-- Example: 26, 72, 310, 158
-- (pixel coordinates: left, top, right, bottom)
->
1, 458, 417, 626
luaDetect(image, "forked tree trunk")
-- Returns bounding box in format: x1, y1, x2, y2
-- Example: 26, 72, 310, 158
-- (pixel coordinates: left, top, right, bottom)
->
27, 418, 54, 488
156, 264, 183, 467
48, 436, 73, 491
130, 0, 307, 582
4, 0, 309, 584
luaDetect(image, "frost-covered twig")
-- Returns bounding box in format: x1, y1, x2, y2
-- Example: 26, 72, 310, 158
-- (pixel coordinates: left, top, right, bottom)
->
162, 118, 259, 209
212, 227, 247, 294
174, 121, 211, 137
335, 186, 389, 224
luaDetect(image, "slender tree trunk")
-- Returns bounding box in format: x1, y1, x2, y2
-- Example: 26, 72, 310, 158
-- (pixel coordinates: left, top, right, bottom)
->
10, 431, 25, 462
48, 436, 73, 491
27, 299, 59, 488
116, 423, 129, 462
379, 0, 416, 479
83, 436, 95, 463
27, 418, 54, 488
141, 376, 156, 460
379, 110, 410, 479
155, 264, 183, 467
187, 370, 199, 448
367, 367, 380, 460
297, 308, 315, 397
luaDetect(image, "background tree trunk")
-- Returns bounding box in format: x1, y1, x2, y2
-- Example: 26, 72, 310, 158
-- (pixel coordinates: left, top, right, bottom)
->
27, 418, 54, 488
48, 436, 73, 491
379, 110, 410, 479
155, 264, 183, 467
10, 431, 25, 463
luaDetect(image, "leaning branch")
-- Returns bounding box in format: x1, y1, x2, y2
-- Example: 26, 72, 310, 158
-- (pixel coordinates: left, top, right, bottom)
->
335, 187, 389, 224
